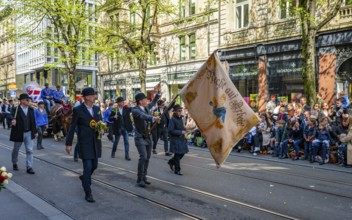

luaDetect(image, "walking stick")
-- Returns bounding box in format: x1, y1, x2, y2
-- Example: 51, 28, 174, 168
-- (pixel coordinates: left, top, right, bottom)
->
12, 104, 19, 127
143, 94, 179, 138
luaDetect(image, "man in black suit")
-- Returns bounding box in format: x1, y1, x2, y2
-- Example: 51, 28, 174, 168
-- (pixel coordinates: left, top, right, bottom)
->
65, 87, 104, 203
109, 97, 133, 160
132, 92, 161, 187
10, 94, 37, 174
152, 99, 171, 156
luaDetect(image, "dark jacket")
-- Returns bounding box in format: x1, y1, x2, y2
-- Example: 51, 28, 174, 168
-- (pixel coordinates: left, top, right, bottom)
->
132, 94, 161, 140
316, 128, 332, 142
168, 114, 189, 154
109, 106, 133, 134
10, 106, 37, 142
304, 125, 317, 141
288, 127, 303, 140
65, 104, 102, 160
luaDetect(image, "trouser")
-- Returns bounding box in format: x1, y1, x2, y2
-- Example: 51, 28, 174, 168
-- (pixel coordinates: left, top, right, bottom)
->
338, 143, 347, 164
2, 113, 10, 128
293, 138, 304, 157
251, 134, 260, 153
112, 128, 130, 157
135, 136, 152, 181
43, 99, 54, 114
304, 141, 312, 159
12, 131, 33, 168
74, 143, 79, 159
312, 140, 329, 161
107, 124, 113, 141
152, 128, 169, 152
169, 153, 184, 172
37, 125, 46, 147
82, 159, 98, 195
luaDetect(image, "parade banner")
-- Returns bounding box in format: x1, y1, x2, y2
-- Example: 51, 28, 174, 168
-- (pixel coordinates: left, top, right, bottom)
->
179, 52, 260, 166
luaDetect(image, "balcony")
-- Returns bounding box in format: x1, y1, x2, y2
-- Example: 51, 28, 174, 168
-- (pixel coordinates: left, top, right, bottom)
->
340, 5, 352, 18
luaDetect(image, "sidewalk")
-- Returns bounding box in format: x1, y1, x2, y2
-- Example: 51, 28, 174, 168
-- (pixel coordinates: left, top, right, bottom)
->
2, 181, 73, 220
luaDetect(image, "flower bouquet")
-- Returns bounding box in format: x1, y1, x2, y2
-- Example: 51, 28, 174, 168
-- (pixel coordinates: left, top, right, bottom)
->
0, 166, 12, 191
90, 119, 108, 140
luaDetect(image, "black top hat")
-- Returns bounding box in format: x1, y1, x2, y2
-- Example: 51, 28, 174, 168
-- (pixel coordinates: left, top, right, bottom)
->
173, 104, 183, 111
157, 99, 164, 106
116, 97, 124, 103
135, 93, 147, 102
81, 87, 95, 97
19, 93, 31, 100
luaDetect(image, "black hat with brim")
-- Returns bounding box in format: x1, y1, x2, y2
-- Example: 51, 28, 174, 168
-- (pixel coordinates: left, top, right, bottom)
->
135, 93, 147, 102
19, 93, 31, 100
82, 87, 95, 97
38, 101, 44, 105
173, 104, 183, 111
116, 97, 124, 103
157, 99, 164, 106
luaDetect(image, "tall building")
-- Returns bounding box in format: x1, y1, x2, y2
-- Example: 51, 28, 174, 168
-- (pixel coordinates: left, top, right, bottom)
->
15, 1, 98, 94
218, 0, 352, 110
98, 0, 219, 102
0, 6, 16, 99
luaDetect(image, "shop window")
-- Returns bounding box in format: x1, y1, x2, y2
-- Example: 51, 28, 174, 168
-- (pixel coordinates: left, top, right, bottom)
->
189, 0, 196, 16
189, 33, 196, 60
279, 0, 297, 19
179, 0, 185, 18
229, 63, 258, 98
235, 0, 249, 29
179, 36, 186, 61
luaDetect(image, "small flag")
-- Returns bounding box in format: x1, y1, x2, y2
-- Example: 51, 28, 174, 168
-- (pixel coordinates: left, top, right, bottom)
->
179, 52, 260, 166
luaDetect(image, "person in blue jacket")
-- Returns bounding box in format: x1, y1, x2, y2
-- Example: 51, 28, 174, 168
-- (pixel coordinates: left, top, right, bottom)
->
103, 102, 114, 142
34, 101, 48, 150
312, 121, 332, 165
40, 83, 54, 113
53, 85, 66, 104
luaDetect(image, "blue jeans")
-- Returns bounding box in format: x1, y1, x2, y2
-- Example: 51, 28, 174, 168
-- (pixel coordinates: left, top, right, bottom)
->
12, 131, 33, 168
312, 140, 329, 161
293, 138, 304, 158
82, 159, 98, 194
112, 127, 130, 157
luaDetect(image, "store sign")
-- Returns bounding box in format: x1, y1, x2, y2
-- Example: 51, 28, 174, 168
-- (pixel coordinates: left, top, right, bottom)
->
8, 83, 17, 90
229, 63, 258, 78
269, 59, 302, 76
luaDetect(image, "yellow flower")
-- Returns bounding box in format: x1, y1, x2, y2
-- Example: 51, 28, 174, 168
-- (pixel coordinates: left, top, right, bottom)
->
90, 119, 97, 128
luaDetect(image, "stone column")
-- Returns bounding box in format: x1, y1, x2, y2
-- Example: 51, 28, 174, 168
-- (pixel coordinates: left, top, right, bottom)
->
258, 56, 267, 113
318, 47, 336, 106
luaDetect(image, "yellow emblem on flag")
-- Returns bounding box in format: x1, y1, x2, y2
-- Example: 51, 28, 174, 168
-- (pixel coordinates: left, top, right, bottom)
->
179, 52, 260, 166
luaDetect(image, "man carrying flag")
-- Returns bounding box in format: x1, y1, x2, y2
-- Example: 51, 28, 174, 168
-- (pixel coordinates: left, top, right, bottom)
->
178, 52, 260, 166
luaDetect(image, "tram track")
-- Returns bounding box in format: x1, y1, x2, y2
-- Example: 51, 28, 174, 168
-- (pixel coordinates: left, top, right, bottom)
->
0, 142, 298, 220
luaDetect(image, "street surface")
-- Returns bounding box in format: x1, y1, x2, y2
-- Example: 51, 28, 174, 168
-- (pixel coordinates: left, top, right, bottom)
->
0, 128, 351, 220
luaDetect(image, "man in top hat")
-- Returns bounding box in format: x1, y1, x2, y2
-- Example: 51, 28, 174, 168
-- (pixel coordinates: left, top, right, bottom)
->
10, 93, 37, 174
41, 83, 54, 113
132, 92, 161, 187
109, 97, 133, 160
65, 87, 104, 203
151, 99, 171, 156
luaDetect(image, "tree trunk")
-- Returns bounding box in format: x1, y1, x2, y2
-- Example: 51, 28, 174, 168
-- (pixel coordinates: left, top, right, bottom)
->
301, 29, 317, 106
68, 68, 76, 102
138, 58, 147, 94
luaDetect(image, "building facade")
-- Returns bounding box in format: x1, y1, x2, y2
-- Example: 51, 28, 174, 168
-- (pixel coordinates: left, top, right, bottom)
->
218, 0, 352, 111
15, 1, 98, 94
98, 0, 219, 102
0, 7, 16, 99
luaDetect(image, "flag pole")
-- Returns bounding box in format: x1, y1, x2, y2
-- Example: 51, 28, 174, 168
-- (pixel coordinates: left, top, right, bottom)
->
144, 94, 179, 138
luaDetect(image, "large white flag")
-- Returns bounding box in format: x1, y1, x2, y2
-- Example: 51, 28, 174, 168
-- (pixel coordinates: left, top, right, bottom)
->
179, 52, 260, 166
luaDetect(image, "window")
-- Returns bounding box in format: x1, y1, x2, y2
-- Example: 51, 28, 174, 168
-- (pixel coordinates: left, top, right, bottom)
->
235, 0, 249, 29
149, 45, 157, 65
179, 36, 186, 61
179, 0, 185, 18
189, 33, 196, 60
279, 0, 297, 19
189, 0, 196, 16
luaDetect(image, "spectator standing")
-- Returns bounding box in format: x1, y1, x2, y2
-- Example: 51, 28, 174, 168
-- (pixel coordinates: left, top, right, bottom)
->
34, 101, 48, 150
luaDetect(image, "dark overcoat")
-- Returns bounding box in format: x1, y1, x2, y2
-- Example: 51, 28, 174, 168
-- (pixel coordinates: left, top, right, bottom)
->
168, 114, 189, 154
109, 106, 133, 134
65, 104, 102, 159
10, 106, 37, 142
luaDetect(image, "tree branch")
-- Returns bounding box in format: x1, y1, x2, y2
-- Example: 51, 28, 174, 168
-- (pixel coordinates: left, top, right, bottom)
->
316, 0, 343, 31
